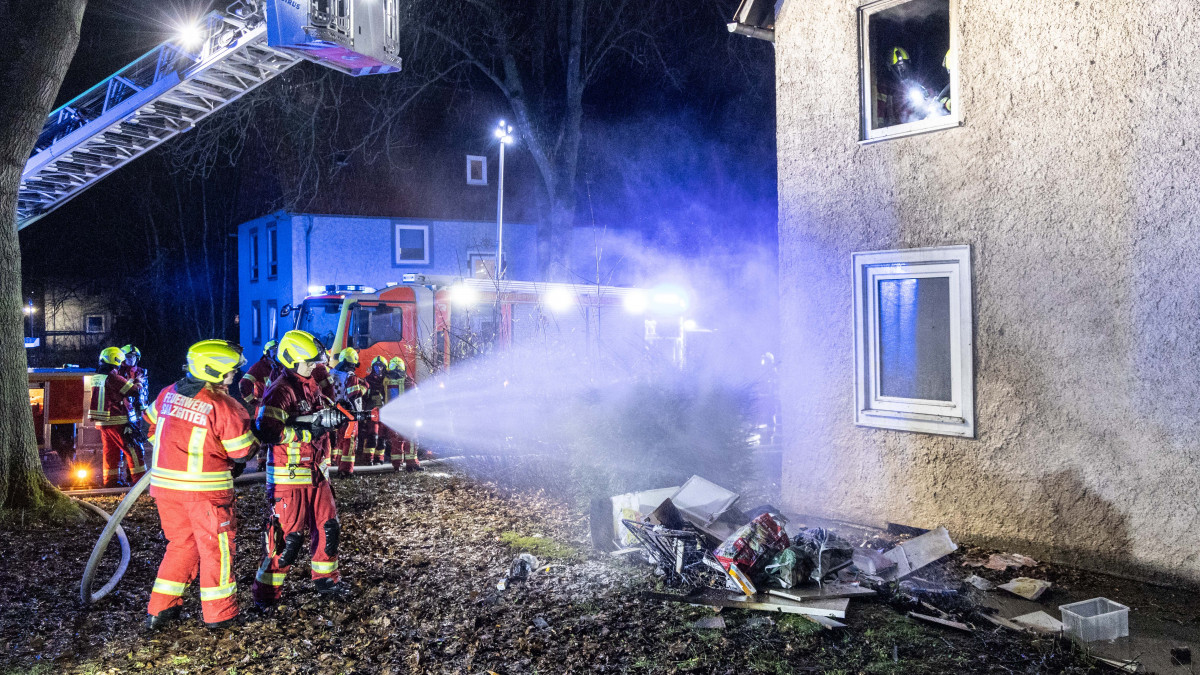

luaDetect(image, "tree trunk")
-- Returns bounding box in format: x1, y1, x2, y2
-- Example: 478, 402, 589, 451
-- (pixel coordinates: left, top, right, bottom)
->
0, 0, 88, 510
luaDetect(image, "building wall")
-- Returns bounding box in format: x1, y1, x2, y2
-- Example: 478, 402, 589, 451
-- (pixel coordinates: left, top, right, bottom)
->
775, 0, 1200, 582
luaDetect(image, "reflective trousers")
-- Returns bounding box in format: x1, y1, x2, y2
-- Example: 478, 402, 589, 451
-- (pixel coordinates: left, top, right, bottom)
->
362, 418, 385, 462
388, 431, 417, 470
100, 424, 144, 484
334, 424, 356, 475
147, 496, 238, 623
252, 481, 340, 603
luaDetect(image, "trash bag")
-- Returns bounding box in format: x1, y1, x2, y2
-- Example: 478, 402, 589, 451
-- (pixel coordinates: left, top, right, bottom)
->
764, 546, 815, 589
793, 527, 853, 582
714, 513, 790, 581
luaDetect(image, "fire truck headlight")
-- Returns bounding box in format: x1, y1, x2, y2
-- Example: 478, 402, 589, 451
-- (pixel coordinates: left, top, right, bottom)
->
649, 284, 690, 315
75, 468, 89, 480
450, 284, 479, 307
544, 287, 574, 312
623, 290, 649, 315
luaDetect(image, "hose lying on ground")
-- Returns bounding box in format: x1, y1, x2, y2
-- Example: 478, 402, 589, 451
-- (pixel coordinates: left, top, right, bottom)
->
77, 469, 150, 606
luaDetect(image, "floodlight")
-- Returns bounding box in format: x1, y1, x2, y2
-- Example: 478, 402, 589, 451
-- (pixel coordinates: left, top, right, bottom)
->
544, 287, 574, 312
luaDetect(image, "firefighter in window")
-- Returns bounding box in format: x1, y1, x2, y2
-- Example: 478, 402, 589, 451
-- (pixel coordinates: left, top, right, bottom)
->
251, 330, 349, 607
362, 356, 388, 465
879, 46, 950, 126
384, 356, 421, 472
328, 347, 367, 478
89, 347, 145, 487
143, 340, 255, 630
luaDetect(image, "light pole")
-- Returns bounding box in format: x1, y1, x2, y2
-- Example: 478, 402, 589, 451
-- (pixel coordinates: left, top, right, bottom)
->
493, 120, 514, 282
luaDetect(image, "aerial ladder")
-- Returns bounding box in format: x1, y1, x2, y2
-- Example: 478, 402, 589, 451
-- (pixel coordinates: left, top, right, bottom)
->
17, 0, 403, 229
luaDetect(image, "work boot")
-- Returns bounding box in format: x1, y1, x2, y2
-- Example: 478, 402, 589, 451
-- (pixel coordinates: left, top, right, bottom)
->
252, 599, 278, 616
314, 579, 352, 600
145, 606, 182, 631
103, 478, 120, 489
404, 460, 424, 473
205, 615, 241, 630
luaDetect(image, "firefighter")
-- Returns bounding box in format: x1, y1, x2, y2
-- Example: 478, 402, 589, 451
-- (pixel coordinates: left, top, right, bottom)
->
329, 348, 366, 477
90, 346, 145, 487
238, 339, 278, 409
362, 356, 388, 465
118, 344, 149, 425
144, 340, 256, 630
251, 330, 348, 607
384, 357, 421, 472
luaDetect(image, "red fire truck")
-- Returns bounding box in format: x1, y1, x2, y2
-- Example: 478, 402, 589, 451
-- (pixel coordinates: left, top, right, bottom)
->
284, 276, 688, 380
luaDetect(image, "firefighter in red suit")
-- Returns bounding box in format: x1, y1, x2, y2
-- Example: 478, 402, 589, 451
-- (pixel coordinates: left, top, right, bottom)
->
89, 346, 145, 487
252, 330, 349, 606
117, 344, 149, 418
384, 357, 422, 472
239, 339, 278, 472
362, 356, 388, 465
329, 348, 366, 477
144, 339, 255, 630
238, 339, 278, 409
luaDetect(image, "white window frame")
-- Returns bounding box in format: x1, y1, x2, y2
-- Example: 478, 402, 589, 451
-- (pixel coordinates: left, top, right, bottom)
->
85, 315, 105, 334
852, 245, 973, 437
249, 229, 260, 282
267, 225, 278, 279
858, 0, 961, 143
393, 223, 430, 265
466, 155, 488, 186
251, 301, 262, 344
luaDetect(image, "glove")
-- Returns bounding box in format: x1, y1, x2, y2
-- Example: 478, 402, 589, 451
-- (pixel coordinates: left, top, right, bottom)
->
230, 461, 246, 478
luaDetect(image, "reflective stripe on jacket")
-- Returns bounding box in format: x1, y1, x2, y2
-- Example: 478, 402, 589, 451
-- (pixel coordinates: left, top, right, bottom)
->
88, 372, 138, 426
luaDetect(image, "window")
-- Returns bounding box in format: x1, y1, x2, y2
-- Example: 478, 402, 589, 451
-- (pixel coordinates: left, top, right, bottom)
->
251, 301, 261, 344
470, 253, 497, 279
349, 303, 407, 349
267, 226, 278, 278
853, 245, 973, 437
267, 300, 277, 342
249, 229, 260, 282
85, 315, 105, 334
859, 0, 959, 142
466, 155, 487, 186
393, 224, 430, 265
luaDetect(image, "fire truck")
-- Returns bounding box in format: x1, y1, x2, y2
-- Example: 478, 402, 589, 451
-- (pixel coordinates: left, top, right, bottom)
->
284, 276, 690, 380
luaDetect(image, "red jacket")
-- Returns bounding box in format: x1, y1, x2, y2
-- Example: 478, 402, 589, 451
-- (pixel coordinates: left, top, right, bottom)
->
117, 363, 145, 383
256, 369, 331, 487
364, 370, 387, 409
88, 370, 139, 427
238, 355, 276, 406
312, 363, 337, 400
144, 380, 256, 500
329, 366, 366, 406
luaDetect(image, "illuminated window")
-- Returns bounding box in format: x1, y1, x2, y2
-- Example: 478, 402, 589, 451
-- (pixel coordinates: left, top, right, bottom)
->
267, 300, 277, 341
249, 229, 260, 282
251, 301, 261, 344
393, 224, 430, 265
267, 226, 278, 279
85, 315, 105, 334
469, 253, 497, 279
859, 0, 959, 142
466, 155, 487, 186
853, 245, 973, 436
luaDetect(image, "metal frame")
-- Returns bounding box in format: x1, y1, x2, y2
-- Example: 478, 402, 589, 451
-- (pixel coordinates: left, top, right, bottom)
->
857, 0, 961, 143
18, 11, 302, 229
852, 245, 974, 437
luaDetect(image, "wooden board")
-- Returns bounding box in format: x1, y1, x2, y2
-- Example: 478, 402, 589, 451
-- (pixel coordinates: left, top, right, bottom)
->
648, 589, 850, 618
766, 584, 877, 601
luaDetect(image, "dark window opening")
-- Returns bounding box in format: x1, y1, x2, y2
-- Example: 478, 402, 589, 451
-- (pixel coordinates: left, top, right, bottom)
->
865, 0, 952, 133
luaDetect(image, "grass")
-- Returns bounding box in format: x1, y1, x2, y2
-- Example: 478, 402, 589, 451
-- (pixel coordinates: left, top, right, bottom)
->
498, 530, 580, 561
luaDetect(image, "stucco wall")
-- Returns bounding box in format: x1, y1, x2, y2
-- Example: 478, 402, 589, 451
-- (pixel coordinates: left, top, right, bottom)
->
776, 0, 1200, 582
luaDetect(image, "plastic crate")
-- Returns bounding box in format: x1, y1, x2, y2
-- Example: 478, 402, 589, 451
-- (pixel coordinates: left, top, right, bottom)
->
1058, 598, 1129, 643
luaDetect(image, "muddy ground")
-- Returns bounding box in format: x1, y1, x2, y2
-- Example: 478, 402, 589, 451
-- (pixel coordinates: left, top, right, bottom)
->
0, 463, 1156, 674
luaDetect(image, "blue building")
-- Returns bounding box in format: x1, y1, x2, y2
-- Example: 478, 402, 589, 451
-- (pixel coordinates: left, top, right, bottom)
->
237, 211, 536, 358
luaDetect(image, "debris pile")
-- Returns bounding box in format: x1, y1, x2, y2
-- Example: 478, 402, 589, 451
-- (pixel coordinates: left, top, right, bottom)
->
599, 473, 1138, 660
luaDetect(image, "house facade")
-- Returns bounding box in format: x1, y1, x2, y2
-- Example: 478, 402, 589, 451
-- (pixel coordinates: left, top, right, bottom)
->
237, 211, 537, 361
773, 0, 1200, 582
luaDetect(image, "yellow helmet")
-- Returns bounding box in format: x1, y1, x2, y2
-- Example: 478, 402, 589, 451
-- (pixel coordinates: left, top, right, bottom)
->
121, 344, 141, 360
187, 340, 246, 383
388, 356, 406, 372
338, 347, 359, 366
277, 330, 327, 370
371, 355, 387, 370
890, 46, 910, 66
263, 339, 278, 355
99, 347, 125, 366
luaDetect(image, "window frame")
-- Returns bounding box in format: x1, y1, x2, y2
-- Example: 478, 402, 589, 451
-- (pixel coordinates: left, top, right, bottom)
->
251, 301, 262, 345
267, 300, 278, 341
852, 245, 974, 437
466, 155, 488, 186
469, 251, 498, 279
249, 229, 260, 282
267, 225, 278, 279
857, 0, 962, 144
85, 315, 105, 334
392, 223, 431, 266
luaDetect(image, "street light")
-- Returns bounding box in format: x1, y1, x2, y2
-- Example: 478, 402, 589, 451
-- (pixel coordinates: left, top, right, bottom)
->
493, 120, 514, 282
